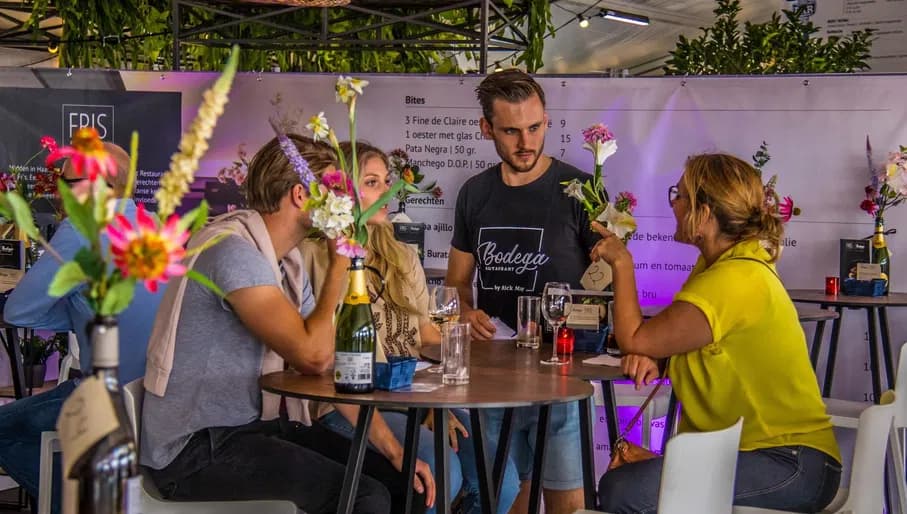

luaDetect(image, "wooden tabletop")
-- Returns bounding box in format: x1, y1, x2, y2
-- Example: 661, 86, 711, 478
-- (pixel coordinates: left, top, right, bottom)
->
261, 346, 595, 409
419, 340, 626, 382
787, 289, 907, 307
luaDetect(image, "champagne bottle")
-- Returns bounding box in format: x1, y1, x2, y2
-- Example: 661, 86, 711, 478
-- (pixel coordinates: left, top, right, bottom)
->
872, 218, 891, 295
334, 257, 376, 393
69, 316, 140, 514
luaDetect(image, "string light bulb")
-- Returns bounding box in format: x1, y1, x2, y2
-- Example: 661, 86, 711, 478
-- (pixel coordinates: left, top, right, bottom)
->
577, 15, 590, 28
494, 61, 503, 72
47, 40, 59, 54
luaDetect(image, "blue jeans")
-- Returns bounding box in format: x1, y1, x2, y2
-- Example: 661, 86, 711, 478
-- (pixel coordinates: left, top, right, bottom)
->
0, 379, 79, 514
320, 409, 519, 514
598, 445, 842, 513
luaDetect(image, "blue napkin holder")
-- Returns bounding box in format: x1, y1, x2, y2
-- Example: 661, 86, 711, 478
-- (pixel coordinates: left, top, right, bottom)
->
374, 356, 417, 390
842, 278, 886, 297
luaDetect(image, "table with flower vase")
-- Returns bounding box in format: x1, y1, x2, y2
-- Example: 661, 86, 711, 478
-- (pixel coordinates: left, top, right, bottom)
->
787, 289, 907, 401
261, 347, 596, 514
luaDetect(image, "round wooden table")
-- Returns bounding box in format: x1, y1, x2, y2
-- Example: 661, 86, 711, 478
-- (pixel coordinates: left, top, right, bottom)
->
787, 289, 907, 401
262, 350, 594, 514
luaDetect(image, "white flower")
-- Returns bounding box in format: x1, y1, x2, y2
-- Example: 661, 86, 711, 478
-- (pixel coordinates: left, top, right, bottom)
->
583, 139, 618, 166
348, 77, 369, 95
563, 180, 585, 202
595, 202, 637, 240
306, 112, 329, 141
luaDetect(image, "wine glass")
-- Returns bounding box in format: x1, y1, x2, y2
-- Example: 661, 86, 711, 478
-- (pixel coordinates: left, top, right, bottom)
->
426, 286, 460, 373
540, 282, 572, 366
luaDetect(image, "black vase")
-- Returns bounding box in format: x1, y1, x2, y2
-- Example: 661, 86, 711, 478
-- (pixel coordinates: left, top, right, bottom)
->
24, 363, 46, 389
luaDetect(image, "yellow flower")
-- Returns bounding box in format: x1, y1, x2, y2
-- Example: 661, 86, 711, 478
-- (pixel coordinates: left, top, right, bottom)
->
402, 168, 415, 184
156, 48, 237, 218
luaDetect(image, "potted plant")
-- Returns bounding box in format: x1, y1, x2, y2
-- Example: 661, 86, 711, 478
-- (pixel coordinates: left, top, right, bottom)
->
20, 332, 68, 389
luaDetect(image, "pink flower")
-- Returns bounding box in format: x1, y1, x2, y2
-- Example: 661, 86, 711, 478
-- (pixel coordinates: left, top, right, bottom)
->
615, 191, 638, 214
40, 136, 58, 153
45, 127, 117, 181
322, 169, 353, 196
0, 173, 16, 192
778, 196, 796, 222
106, 204, 190, 293
336, 236, 366, 258
860, 198, 879, 217
431, 186, 443, 198
581, 123, 615, 145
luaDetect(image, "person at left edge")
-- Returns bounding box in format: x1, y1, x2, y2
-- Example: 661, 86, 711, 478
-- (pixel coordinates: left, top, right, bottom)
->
0, 143, 163, 514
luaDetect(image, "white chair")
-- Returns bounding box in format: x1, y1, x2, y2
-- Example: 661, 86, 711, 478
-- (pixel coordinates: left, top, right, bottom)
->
733, 393, 898, 514
39, 379, 297, 514
823, 342, 907, 514
577, 417, 744, 514
56, 333, 79, 385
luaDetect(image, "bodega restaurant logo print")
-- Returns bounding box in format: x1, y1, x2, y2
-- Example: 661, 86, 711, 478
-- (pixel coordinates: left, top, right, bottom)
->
62, 104, 115, 141
477, 227, 550, 293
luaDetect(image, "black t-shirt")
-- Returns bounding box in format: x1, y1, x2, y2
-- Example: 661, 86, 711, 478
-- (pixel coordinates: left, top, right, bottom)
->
451, 159, 600, 328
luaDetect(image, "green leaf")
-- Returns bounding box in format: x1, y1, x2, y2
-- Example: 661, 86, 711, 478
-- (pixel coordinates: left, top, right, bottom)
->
99, 277, 136, 316
3, 193, 40, 240
358, 180, 406, 226
187, 269, 224, 298
177, 201, 209, 234
57, 180, 98, 243
74, 247, 106, 282
48, 261, 88, 297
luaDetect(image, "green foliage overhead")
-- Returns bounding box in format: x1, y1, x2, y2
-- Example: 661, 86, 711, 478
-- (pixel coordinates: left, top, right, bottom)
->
26, 0, 553, 73
663, 0, 874, 75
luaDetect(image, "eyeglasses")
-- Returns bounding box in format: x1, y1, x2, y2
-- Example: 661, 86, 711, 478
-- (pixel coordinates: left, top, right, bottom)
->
667, 185, 681, 205
62, 177, 84, 186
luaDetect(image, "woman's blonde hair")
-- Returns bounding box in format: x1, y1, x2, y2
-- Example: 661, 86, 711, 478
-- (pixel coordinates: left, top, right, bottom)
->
245, 134, 337, 213
365, 223, 423, 314
336, 140, 420, 313
681, 153, 784, 262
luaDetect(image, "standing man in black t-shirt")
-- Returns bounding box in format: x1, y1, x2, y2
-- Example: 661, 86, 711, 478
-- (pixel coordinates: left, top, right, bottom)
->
446, 70, 598, 514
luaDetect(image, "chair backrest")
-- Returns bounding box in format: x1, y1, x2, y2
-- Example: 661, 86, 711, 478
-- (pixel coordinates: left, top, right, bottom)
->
841, 396, 897, 514
122, 378, 145, 447
658, 417, 743, 514
894, 342, 907, 427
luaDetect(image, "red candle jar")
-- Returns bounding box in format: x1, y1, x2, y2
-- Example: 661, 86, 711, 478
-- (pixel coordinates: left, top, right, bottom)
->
556, 326, 575, 355
825, 276, 840, 296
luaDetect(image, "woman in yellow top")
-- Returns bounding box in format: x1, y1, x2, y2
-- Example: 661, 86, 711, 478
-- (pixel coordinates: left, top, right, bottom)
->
303, 142, 520, 514
593, 153, 841, 513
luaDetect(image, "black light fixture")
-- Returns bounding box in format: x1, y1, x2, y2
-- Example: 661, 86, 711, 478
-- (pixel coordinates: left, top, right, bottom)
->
577, 14, 590, 28
596, 9, 650, 26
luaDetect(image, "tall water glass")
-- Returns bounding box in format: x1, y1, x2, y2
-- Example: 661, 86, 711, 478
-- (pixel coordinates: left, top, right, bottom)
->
540, 282, 572, 366
442, 322, 470, 385
426, 286, 460, 373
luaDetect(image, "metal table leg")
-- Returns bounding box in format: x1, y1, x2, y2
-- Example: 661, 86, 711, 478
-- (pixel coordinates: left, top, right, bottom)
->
809, 319, 827, 371
338, 406, 375, 514
578, 397, 597, 509
528, 404, 551, 514
469, 409, 497, 514
867, 308, 882, 403
822, 307, 844, 396
601, 379, 620, 447
879, 307, 895, 390
434, 408, 450, 514
492, 408, 514, 501
402, 407, 424, 514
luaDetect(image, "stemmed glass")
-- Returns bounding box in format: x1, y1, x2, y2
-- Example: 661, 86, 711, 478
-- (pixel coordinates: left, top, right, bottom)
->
427, 285, 460, 373
540, 282, 572, 366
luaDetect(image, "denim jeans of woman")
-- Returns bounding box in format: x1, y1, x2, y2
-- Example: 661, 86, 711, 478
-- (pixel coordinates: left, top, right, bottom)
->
598, 445, 841, 514
320, 408, 520, 514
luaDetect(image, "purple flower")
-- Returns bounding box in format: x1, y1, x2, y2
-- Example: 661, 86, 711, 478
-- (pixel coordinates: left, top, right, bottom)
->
269, 118, 316, 188
615, 191, 638, 214
581, 123, 615, 145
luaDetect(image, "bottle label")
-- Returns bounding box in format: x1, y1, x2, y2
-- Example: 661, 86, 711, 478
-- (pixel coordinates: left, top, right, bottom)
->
126, 475, 142, 513
334, 352, 373, 385
873, 234, 886, 249
56, 376, 120, 476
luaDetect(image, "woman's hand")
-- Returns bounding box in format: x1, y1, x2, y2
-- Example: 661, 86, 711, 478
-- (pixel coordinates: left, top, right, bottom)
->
389, 454, 436, 508
422, 409, 470, 452
589, 221, 633, 268
621, 354, 660, 390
